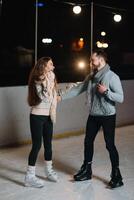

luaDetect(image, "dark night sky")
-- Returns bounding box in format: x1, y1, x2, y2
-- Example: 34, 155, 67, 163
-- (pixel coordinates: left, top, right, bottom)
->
1, 0, 134, 50
0, 0, 134, 86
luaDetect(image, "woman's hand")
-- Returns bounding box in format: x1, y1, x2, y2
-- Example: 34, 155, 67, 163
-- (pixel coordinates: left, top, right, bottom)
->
57, 95, 61, 102
39, 74, 45, 81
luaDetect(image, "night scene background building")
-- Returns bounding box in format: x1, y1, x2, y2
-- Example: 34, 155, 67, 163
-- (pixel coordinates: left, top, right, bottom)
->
0, 0, 134, 86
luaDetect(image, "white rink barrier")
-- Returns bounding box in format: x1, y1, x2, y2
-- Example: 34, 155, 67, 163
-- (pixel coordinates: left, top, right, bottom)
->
0, 80, 134, 146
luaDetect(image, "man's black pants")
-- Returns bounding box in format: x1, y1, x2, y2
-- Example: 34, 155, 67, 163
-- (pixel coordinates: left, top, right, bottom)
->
84, 114, 119, 169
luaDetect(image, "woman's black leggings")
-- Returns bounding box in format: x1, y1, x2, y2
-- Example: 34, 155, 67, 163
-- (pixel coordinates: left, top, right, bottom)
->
28, 114, 53, 166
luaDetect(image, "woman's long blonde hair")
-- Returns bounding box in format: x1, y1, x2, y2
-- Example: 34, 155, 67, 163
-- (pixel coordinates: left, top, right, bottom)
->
27, 57, 57, 106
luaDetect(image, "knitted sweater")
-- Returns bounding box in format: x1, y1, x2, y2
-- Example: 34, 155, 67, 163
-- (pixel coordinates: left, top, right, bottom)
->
31, 71, 57, 123
61, 64, 124, 116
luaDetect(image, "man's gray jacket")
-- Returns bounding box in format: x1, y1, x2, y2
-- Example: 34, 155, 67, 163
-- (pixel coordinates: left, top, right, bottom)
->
61, 64, 124, 116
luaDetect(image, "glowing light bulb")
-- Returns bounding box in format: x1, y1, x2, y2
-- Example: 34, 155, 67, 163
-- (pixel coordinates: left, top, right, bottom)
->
73, 6, 82, 14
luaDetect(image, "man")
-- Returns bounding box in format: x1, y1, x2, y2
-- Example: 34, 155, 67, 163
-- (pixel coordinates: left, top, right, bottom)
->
60, 49, 124, 189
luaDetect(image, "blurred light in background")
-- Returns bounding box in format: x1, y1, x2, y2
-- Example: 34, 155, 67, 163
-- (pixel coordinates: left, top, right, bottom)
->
113, 14, 122, 22
96, 41, 108, 48
78, 38, 84, 48
35, 2, 45, 7
77, 60, 86, 69
72, 38, 84, 51
73, 6, 82, 14
102, 43, 108, 48
101, 31, 106, 36
96, 41, 103, 48
42, 38, 52, 44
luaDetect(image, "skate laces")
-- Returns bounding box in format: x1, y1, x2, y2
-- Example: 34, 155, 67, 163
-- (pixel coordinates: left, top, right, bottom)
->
48, 166, 57, 176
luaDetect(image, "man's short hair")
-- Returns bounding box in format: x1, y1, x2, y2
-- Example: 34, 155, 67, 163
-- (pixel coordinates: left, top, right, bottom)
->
92, 49, 108, 63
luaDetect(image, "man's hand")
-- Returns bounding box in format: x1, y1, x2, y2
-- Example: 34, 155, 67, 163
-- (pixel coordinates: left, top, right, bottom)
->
97, 84, 107, 94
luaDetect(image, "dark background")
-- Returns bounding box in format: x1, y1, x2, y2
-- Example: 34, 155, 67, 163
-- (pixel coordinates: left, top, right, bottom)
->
0, 0, 134, 86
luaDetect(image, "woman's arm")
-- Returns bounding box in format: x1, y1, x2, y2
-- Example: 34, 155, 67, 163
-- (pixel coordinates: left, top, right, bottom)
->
60, 74, 91, 100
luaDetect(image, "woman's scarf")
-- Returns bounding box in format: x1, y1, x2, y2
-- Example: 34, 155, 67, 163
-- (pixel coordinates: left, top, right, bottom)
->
42, 71, 57, 123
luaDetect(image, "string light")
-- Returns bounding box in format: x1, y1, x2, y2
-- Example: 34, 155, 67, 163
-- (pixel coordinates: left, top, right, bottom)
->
73, 6, 81, 14
52, 0, 134, 12
114, 14, 122, 22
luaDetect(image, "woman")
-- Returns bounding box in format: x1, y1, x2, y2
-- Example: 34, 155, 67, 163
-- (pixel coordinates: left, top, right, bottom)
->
25, 57, 58, 188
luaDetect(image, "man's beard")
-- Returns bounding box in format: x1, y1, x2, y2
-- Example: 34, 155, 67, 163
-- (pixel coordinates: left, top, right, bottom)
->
92, 64, 100, 73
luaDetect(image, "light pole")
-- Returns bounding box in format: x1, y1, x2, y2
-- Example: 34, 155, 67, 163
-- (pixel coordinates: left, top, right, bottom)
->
0, 0, 2, 16
90, 1, 93, 56
35, 0, 38, 64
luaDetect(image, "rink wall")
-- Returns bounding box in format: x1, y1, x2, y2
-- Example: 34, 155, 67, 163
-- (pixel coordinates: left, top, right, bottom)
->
0, 80, 134, 146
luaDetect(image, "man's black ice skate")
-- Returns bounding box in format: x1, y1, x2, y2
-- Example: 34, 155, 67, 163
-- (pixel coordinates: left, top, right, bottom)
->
108, 167, 124, 189
74, 163, 92, 181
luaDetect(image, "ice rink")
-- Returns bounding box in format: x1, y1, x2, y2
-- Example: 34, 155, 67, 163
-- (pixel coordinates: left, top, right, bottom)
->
0, 125, 134, 200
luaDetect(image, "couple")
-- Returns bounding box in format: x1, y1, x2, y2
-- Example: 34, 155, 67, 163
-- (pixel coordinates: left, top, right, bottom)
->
24, 49, 124, 189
